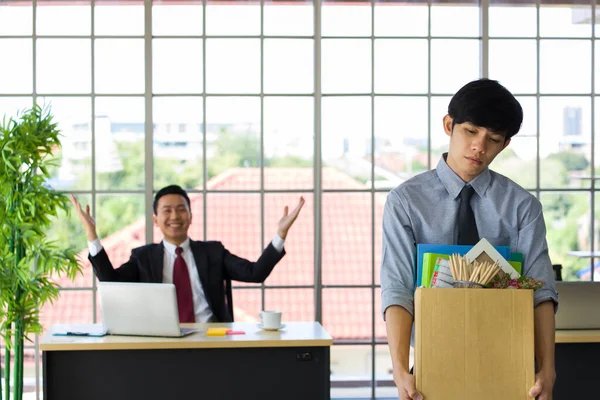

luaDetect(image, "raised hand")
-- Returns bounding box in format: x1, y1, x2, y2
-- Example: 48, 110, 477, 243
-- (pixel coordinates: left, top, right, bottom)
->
277, 196, 305, 240
70, 194, 98, 242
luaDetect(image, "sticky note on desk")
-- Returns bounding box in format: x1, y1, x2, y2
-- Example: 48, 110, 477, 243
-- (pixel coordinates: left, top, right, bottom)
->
206, 328, 231, 336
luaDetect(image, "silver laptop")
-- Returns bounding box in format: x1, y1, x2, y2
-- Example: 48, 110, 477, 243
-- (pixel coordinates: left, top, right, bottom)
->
555, 281, 600, 330
98, 282, 199, 337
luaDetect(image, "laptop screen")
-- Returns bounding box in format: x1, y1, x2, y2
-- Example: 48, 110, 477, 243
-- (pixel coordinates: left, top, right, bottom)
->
555, 281, 600, 330
98, 282, 184, 337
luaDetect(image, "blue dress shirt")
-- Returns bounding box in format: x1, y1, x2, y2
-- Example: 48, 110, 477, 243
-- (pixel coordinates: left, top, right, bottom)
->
381, 154, 559, 320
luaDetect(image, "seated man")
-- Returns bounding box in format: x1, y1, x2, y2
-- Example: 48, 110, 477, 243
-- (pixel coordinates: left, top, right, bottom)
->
71, 185, 305, 323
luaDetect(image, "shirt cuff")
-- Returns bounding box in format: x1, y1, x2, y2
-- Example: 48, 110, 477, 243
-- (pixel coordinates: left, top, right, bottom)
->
271, 233, 285, 253
534, 286, 559, 313
88, 239, 103, 257
381, 287, 415, 320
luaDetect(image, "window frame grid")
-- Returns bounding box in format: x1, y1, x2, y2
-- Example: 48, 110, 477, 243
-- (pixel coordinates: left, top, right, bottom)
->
0, 0, 597, 397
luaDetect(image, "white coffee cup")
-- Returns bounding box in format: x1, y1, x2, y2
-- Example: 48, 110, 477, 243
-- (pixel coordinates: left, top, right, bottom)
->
260, 310, 282, 329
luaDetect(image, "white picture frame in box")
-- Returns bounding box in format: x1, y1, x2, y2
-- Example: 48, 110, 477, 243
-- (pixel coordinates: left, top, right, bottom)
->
464, 238, 520, 279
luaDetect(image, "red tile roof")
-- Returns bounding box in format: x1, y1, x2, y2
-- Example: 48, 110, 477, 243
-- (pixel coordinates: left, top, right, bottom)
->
41, 167, 388, 341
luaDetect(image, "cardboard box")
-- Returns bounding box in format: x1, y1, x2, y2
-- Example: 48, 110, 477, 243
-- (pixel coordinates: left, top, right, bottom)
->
415, 288, 535, 400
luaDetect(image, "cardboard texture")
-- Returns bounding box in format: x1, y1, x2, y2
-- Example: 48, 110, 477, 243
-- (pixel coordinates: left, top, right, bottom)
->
415, 288, 535, 400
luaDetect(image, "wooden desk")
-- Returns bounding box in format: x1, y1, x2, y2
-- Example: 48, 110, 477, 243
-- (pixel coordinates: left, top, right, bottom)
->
554, 329, 600, 399
42, 321, 333, 400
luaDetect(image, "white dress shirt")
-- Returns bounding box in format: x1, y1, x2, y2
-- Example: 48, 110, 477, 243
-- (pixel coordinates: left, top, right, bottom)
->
88, 234, 285, 322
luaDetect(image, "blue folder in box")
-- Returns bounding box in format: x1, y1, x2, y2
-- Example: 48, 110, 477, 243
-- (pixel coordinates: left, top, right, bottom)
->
416, 244, 511, 287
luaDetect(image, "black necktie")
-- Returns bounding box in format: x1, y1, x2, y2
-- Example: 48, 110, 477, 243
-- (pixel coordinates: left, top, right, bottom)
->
456, 185, 479, 245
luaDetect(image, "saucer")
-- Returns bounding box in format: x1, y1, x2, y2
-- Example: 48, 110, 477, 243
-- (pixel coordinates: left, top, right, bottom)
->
257, 323, 286, 331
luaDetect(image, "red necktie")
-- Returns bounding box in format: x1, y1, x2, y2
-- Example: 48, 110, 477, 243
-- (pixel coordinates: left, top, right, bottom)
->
173, 247, 195, 323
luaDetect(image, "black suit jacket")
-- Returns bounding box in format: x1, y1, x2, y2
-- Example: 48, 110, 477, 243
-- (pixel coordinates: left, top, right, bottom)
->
89, 240, 285, 322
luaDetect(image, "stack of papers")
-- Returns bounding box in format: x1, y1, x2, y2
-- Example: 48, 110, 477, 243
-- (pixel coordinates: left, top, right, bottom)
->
52, 324, 107, 337
429, 258, 454, 288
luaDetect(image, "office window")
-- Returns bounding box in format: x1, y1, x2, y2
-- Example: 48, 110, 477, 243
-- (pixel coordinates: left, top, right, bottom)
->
0, 0, 598, 398
489, 0, 598, 283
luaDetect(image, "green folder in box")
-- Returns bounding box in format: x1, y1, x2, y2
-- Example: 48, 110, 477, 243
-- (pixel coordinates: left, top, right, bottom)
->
421, 253, 450, 288
509, 261, 522, 275
510, 252, 523, 264
508, 252, 523, 275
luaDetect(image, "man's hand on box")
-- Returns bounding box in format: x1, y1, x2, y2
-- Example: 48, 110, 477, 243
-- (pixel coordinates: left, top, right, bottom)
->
529, 370, 555, 400
394, 370, 423, 400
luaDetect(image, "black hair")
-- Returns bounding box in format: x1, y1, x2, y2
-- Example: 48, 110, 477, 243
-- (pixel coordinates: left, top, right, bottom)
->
153, 185, 191, 215
448, 78, 523, 140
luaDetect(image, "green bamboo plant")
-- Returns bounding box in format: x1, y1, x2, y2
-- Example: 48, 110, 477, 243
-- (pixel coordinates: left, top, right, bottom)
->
0, 104, 81, 400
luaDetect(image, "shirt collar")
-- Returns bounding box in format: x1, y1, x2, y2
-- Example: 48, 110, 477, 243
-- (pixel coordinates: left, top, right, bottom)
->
436, 153, 491, 199
162, 237, 191, 256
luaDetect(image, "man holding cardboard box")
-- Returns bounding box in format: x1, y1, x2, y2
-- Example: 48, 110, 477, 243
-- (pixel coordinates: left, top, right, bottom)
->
381, 79, 558, 400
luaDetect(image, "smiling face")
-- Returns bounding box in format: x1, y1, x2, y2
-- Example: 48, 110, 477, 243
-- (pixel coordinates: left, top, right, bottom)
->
443, 114, 511, 182
152, 194, 192, 246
